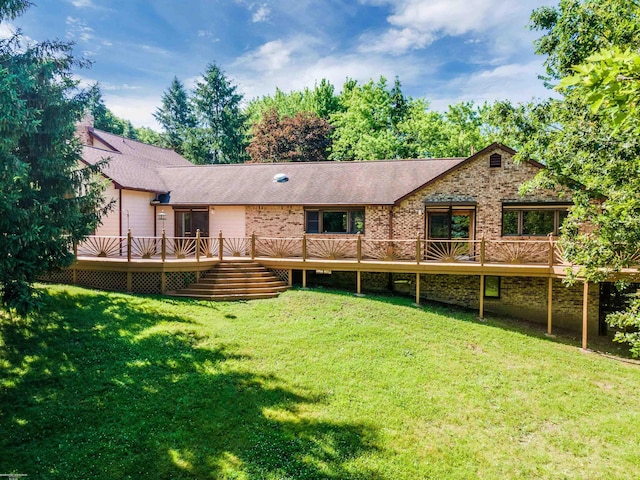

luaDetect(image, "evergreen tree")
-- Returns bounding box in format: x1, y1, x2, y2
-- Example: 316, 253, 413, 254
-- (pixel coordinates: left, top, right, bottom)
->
192, 63, 247, 164
153, 76, 195, 154
0, 5, 108, 315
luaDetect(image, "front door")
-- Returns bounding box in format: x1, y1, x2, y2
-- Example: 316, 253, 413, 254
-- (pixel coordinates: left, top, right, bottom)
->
175, 209, 209, 237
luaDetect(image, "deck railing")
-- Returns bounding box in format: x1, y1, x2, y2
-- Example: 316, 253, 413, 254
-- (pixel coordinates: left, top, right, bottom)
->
75, 231, 579, 267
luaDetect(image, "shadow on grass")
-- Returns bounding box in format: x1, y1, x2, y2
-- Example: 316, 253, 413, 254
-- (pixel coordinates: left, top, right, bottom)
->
0, 288, 381, 479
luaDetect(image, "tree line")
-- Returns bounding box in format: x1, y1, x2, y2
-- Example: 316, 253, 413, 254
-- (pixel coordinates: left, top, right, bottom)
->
88, 68, 537, 164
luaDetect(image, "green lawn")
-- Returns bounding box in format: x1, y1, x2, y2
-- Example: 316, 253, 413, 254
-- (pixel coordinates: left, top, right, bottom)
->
1, 285, 640, 479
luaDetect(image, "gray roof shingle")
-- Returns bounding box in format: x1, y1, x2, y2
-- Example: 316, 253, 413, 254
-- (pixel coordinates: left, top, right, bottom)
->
157, 158, 466, 206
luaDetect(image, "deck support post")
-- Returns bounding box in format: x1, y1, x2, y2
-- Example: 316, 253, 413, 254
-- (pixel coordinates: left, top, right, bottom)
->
302, 234, 307, 262
126, 272, 132, 292
357, 270, 362, 294
582, 281, 589, 350
72, 267, 77, 285
160, 272, 166, 294
288, 269, 293, 287
302, 269, 307, 288
196, 230, 201, 262
251, 233, 256, 259
161, 230, 166, 262
547, 277, 553, 335
218, 230, 223, 261
479, 274, 485, 319
127, 229, 132, 262
415, 273, 420, 305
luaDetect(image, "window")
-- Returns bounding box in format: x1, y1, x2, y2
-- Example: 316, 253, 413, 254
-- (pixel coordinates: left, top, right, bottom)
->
484, 276, 500, 298
489, 153, 502, 168
305, 209, 364, 234
502, 205, 569, 236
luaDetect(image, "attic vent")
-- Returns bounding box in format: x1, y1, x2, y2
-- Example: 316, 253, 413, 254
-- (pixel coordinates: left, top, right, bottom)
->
489, 153, 502, 168
273, 173, 289, 183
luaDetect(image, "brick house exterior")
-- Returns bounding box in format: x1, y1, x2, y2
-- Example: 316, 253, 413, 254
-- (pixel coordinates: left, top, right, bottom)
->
78, 121, 605, 334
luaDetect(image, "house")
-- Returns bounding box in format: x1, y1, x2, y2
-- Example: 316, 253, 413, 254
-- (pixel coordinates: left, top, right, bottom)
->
72, 117, 619, 337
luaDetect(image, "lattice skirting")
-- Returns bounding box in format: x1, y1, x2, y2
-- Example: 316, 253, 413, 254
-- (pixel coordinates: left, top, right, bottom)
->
39, 269, 200, 295
268, 268, 290, 284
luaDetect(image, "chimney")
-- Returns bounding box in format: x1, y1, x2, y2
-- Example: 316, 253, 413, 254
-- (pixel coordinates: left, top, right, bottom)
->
75, 112, 94, 146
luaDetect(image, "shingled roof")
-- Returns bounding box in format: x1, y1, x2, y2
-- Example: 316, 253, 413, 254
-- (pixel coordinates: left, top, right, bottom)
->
157, 158, 467, 206
80, 128, 192, 193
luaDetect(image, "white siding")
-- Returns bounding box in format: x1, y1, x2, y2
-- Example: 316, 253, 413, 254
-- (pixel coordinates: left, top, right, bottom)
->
121, 190, 156, 236
157, 207, 175, 237
94, 182, 120, 236
210, 206, 246, 238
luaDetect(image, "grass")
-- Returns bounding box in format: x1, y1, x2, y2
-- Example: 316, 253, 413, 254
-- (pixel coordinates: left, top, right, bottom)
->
1, 285, 640, 479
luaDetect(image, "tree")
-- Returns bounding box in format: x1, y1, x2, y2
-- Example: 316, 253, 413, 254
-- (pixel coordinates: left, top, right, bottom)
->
246, 108, 333, 163
0, 7, 108, 315
153, 77, 195, 154
530, 0, 640, 83
191, 63, 247, 163
524, 0, 640, 355
329, 77, 404, 161
85, 83, 140, 140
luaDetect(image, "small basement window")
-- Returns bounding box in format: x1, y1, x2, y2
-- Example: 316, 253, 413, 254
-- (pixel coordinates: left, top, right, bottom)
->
489, 153, 502, 168
484, 276, 500, 298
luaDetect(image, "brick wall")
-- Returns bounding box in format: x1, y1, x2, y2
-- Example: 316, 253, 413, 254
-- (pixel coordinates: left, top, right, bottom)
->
393, 147, 566, 241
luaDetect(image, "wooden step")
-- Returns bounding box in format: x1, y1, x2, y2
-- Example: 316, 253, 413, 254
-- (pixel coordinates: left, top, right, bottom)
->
166, 260, 289, 301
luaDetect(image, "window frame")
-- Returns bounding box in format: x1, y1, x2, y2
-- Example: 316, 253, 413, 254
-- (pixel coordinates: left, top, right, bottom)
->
501, 205, 569, 237
304, 208, 365, 234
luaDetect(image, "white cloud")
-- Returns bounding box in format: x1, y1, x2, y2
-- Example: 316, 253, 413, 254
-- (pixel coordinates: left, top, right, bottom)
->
252, 4, 270, 22
104, 94, 162, 129
0, 21, 17, 40
358, 0, 547, 56
66, 16, 94, 42
70, 0, 96, 7
427, 60, 555, 112
234, 37, 314, 73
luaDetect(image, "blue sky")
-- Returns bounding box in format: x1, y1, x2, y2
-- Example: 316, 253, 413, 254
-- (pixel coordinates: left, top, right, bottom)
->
2, 0, 556, 129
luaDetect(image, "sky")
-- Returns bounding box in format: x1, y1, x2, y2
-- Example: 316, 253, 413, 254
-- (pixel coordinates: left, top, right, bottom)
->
2, 0, 557, 129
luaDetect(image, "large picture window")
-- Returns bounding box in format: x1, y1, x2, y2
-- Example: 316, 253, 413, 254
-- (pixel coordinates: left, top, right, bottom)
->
305, 209, 364, 234
502, 206, 569, 236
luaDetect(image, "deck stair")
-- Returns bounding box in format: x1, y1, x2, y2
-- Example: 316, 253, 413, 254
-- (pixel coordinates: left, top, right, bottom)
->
167, 260, 288, 301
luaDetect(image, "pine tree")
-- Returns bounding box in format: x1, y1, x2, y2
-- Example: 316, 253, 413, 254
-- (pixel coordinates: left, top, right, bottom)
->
0, 5, 108, 315
153, 77, 195, 154
191, 63, 247, 164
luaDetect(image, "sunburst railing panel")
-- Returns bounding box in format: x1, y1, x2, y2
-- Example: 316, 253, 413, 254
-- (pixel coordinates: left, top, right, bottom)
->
361, 239, 416, 261
77, 236, 126, 258
255, 237, 303, 258
200, 237, 219, 258
131, 236, 162, 259
168, 237, 197, 259
485, 240, 549, 264
223, 237, 250, 257
306, 238, 358, 260
423, 240, 479, 263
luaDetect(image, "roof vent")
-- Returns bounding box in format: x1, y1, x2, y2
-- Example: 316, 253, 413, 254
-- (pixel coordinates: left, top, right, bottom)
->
489, 153, 502, 168
273, 173, 289, 183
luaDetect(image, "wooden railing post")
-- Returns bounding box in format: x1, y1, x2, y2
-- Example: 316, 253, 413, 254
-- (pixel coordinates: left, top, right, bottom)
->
127, 229, 132, 262
161, 230, 166, 262
480, 236, 485, 266
73, 240, 78, 258
218, 230, 223, 261
251, 233, 256, 260
357, 233, 362, 263
196, 229, 201, 262
548, 234, 555, 267
416, 233, 421, 265
302, 234, 307, 262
